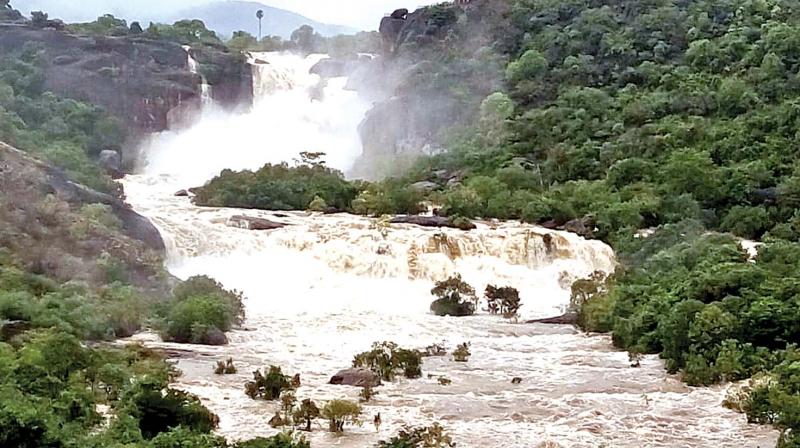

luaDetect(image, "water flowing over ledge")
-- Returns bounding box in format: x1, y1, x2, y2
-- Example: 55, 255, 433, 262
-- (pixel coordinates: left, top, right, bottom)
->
120, 51, 778, 448
121, 174, 777, 448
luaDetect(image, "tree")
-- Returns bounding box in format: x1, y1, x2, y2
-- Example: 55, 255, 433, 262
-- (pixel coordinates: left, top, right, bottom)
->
292, 399, 320, 432
130, 21, 143, 34
429, 275, 477, 316
30, 11, 48, 28
256, 10, 264, 40
244, 366, 294, 400
353, 341, 422, 381
290, 25, 321, 55
453, 343, 471, 362
322, 400, 361, 433
377, 423, 455, 448
484, 285, 521, 318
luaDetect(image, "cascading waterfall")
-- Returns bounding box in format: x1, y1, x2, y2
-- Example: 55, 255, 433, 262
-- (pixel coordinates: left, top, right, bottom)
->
121, 52, 778, 447
184, 46, 213, 108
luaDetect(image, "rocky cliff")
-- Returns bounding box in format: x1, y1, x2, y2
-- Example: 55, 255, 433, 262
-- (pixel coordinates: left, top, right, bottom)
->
0, 141, 167, 290
0, 22, 252, 161
349, 0, 509, 179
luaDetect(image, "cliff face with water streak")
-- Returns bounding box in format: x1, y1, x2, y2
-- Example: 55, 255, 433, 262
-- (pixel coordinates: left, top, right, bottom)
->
0, 23, 252, 160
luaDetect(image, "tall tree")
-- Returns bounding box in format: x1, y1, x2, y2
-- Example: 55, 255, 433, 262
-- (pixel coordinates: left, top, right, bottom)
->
256, 9, 263, 40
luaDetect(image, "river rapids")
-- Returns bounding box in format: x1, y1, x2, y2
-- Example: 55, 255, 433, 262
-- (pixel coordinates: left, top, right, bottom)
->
121, 53, 778, 448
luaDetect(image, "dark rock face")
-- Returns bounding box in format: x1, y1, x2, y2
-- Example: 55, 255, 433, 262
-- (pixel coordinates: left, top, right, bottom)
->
227, 215, 287, 231
329, 368, 382, 387
0, 24, 252, 162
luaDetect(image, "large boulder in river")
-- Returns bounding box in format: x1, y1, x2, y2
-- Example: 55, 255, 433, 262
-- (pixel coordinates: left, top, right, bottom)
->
200, 327, 229, 346
227, 215, 287, 231
330, 368, 382, 387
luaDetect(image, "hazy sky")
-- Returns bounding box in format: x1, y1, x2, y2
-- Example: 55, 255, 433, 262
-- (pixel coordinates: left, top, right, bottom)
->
17, 0, 441, 30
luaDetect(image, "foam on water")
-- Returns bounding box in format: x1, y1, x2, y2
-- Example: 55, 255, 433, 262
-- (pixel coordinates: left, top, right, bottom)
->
121, 52, 778, 448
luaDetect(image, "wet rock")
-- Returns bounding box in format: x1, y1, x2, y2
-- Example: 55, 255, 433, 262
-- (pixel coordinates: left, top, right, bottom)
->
391, 8, 410, 19
0, 24, 253, 163
330, 368, 382, 387
200, 328, 228, 346
511, 377, 523, 384
563, 216, 595, 239
310, 58, 348, 78
390, 215, 475, 230
526, 313, 578, 325
227, 215, 287, 231
174, 189, 190, 197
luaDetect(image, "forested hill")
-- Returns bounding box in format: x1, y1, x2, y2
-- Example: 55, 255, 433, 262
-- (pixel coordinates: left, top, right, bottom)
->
403, 1, 800, 446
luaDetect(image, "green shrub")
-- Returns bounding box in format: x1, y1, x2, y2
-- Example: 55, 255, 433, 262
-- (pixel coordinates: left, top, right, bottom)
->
353, 341, 423, 381
321, 399, 361, 433
244, 366, 294, 400
162, 276, 244, 344
429, 275, 477, 317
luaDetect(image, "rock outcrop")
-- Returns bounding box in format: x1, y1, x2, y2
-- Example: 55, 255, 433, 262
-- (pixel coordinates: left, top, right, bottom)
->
0, 141, 167, 290
329, 368, 382, 387
227, 215, 287, 231
351, 0, 507, 178
0, 23, 252, 164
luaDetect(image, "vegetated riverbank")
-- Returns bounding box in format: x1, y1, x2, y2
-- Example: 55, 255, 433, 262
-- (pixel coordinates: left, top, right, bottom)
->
117, 170, 779, 447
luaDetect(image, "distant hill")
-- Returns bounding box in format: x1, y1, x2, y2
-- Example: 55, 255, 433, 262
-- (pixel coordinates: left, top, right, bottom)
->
169, 1, 357, 38
16, 0, 357, 39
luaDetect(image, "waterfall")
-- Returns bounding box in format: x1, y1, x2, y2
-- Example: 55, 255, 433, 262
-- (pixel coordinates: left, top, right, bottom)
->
184, 46, 213, 108
120, 51, 779, 448
137, 52, 370, 187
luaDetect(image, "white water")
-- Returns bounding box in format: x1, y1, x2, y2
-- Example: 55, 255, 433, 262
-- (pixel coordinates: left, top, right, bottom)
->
122, 52, 778, 447
184, 46, 213, 108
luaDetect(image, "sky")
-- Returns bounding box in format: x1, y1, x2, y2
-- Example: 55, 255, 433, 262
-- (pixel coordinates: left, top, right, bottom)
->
17, 0, 441, 31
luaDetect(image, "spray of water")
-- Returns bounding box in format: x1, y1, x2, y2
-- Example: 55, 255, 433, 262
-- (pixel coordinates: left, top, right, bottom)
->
137, 52, 371, 188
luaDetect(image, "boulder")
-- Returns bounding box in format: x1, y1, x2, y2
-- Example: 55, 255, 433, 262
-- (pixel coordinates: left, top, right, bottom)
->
98, 150, 122, 177
174, 189, 189, 197
330, 368, 382, 387
409, 181, 439, 192
201, 327, 228, 346
310, 58, 349, 78
563, 216, 595, 239
227, 215, 287, 231
391, 8, 410, 19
